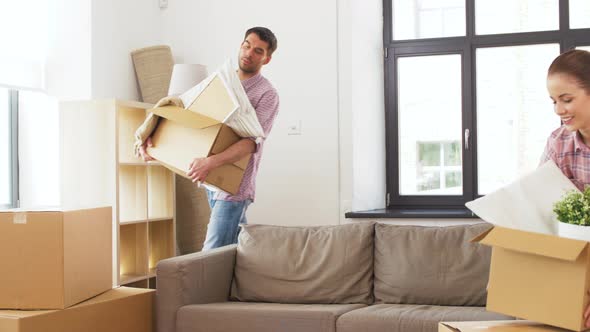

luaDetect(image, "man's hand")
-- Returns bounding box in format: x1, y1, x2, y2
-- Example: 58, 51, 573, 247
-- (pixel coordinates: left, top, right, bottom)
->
139, 137, 155, 161
186, 138, 251, 184
187, 157, 216, 183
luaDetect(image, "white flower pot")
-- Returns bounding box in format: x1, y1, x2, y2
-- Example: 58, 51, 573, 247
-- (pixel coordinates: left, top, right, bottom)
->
558, 222, 590, 242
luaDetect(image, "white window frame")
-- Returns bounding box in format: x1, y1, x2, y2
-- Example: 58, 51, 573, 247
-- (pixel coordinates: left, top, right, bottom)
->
384, 0, 590, 212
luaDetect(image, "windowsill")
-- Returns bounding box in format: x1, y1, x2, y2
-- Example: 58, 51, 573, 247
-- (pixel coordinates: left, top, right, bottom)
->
345, 207, 477, 219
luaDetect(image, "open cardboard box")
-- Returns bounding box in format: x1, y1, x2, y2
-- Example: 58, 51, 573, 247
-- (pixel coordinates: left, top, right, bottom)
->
0, 207, 112, 310
466, 162, 590, 331
439, 320, 568, 332
472, 226, 590, 331
147, 75, 251, 195
0, 287, 154, 332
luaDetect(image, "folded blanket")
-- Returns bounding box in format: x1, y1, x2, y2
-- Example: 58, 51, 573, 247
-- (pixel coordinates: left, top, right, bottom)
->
216, 59, 265, 139
133, 96, 183, 158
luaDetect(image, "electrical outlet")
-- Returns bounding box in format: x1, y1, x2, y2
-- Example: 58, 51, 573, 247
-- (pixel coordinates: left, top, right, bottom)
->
159, 0, 168, 9
287, 120, 302, 135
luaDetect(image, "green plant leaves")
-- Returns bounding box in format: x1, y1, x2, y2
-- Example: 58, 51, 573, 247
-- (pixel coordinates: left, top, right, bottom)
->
553, 187, 590, 226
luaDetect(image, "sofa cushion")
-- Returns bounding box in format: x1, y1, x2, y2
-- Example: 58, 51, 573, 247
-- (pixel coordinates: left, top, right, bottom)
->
374, 223, 492, 306
176, 302, 366, 332
230, 222, 374, 304
336, 304, 513, 332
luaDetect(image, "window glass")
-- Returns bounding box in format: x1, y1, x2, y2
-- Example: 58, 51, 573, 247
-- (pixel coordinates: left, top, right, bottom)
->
393, 0, 465, 40
415, 141, 462, 193
476, 0, 558, 35
398, 54, 463, 195
570, 0, 590, 29
476, 44, 560, 194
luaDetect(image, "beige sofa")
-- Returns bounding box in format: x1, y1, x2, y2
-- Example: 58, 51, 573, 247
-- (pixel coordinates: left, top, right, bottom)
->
156, 222, 511, 332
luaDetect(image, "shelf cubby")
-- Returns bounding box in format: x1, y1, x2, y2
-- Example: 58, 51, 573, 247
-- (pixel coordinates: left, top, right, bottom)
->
119, 223, 148, 285
118, 106, 149, 164
118, 165, 148, 223
148, 219, 175, 273
147, 165, 174, 220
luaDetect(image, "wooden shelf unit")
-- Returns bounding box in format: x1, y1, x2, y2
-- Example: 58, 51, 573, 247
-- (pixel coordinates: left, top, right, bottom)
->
60, 99, 177, 288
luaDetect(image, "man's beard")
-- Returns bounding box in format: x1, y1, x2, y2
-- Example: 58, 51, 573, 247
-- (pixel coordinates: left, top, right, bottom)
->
239, 58, 257, 74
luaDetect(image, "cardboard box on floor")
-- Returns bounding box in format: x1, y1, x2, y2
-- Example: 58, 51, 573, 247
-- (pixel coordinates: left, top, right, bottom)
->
0, 287, 154, 332
147, 75, 251, 195
472, 226, 590, 331
0, 207, 112, 309
439, 320, 569, 332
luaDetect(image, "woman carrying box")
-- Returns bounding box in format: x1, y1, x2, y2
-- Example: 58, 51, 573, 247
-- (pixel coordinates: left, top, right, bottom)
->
539, 49, 590, 327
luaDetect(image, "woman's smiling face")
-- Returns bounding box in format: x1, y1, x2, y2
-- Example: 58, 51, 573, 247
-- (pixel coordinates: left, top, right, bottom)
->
547, 73, 590, 134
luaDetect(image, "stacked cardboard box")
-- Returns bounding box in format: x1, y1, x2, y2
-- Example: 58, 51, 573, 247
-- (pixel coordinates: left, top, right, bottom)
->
0, 287, 154, 332
0, 207, 154, 332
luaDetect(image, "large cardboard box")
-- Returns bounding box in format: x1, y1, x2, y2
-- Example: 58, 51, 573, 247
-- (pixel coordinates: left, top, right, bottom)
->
0, 287, 154, 332
0, 207, 112, 309
439, 320, 568, 332
473, 226, 590, 331
147, 75, 251, 195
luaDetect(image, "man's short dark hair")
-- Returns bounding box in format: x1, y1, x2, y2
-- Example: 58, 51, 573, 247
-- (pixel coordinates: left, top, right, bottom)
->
244, 27, 277, 56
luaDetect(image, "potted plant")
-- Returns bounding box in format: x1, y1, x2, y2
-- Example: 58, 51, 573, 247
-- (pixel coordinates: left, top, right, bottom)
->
553, 187, 590, 241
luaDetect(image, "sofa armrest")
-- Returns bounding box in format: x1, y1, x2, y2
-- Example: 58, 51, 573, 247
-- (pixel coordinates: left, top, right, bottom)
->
156, 244, 237, 332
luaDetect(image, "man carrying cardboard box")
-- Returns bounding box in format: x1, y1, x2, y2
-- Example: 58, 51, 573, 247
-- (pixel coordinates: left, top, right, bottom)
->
140, 27, 279, 250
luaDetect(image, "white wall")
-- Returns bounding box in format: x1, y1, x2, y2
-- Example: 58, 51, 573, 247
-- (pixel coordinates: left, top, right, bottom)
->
160, 0, 341, 226
46, 0, 92, 99
148, 0, 449, 225
349, 0, 387, 212
337, 0, 353, 224
91, 0, 163, 99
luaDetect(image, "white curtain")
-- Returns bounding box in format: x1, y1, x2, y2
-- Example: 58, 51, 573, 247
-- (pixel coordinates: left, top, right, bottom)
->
0, 91, 10, 206
18, 92, 59, 207
0, 0, 49, 91
0, 0, 60, 207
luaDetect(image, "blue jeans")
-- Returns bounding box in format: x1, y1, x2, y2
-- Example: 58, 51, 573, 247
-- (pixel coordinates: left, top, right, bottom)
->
202, 190, 252, 250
